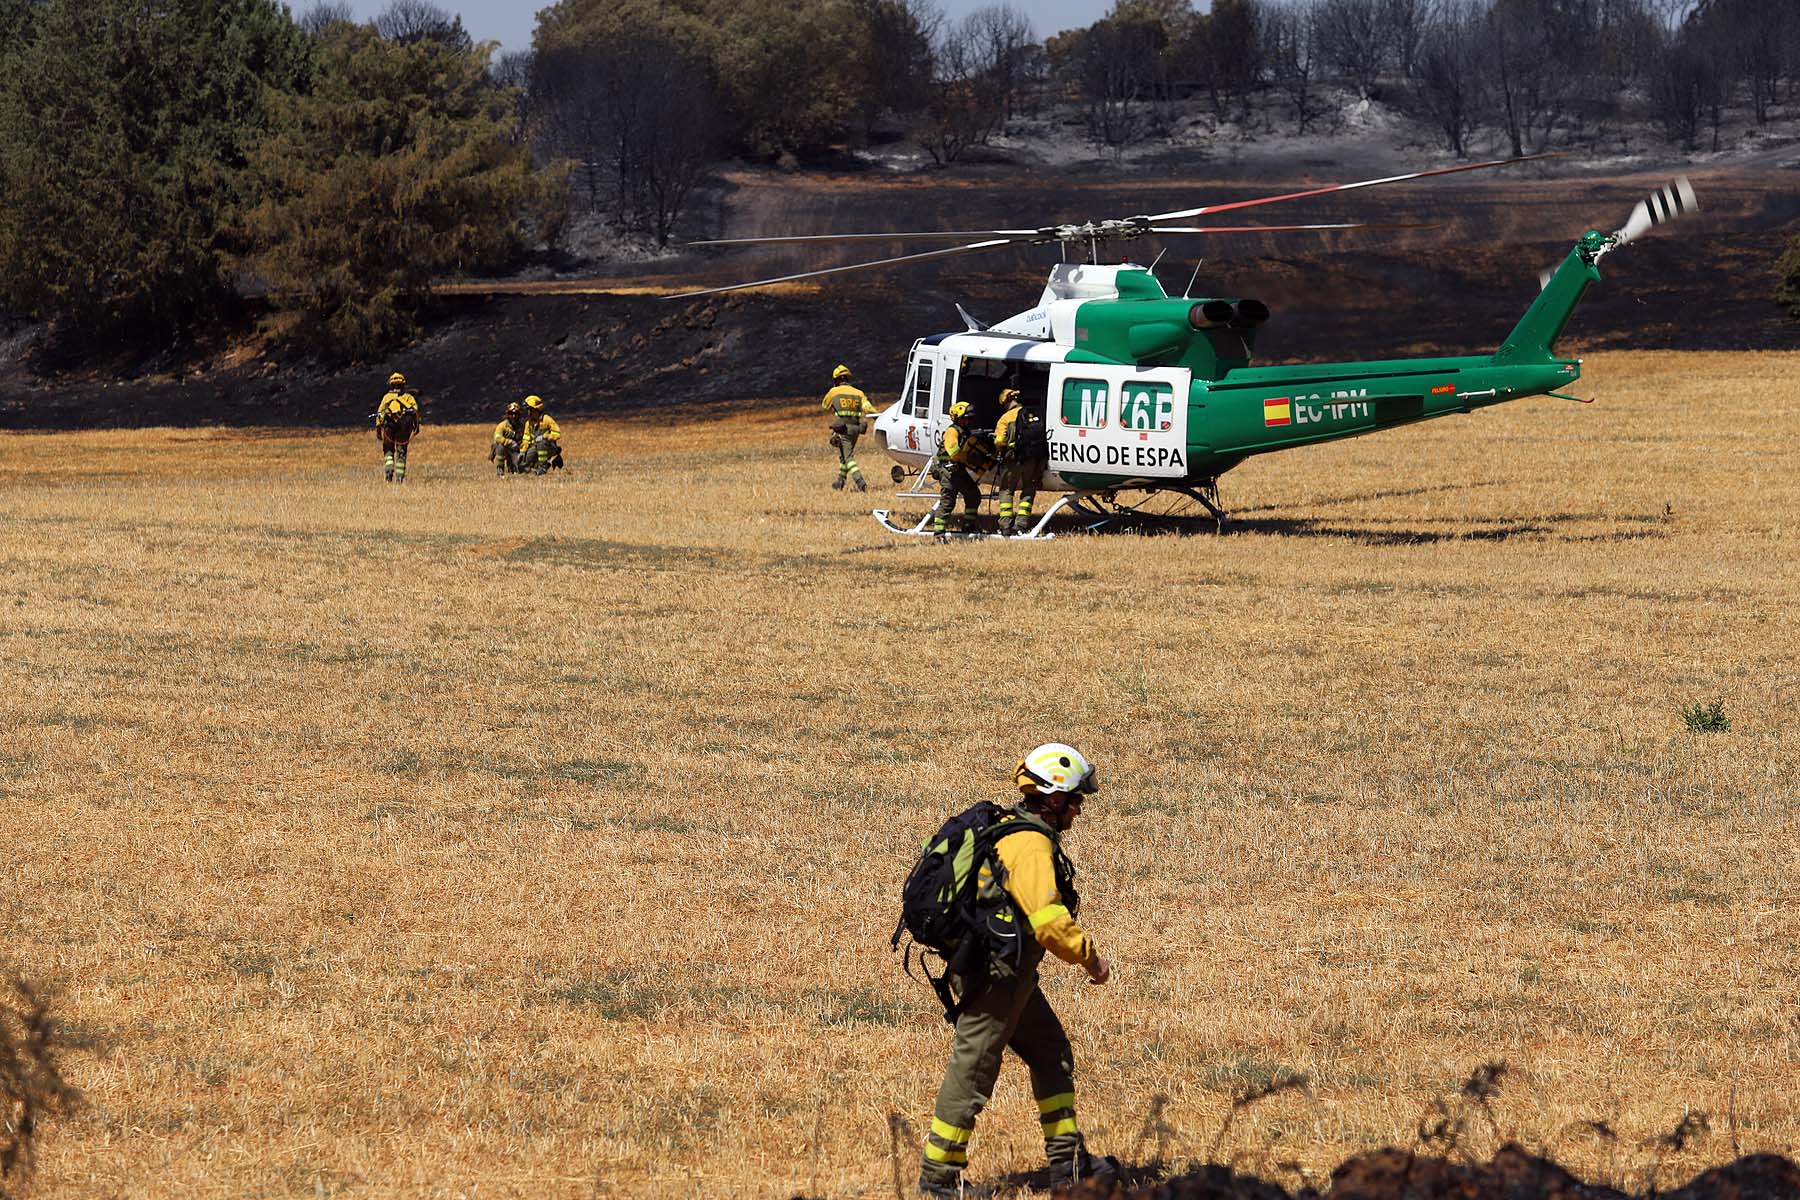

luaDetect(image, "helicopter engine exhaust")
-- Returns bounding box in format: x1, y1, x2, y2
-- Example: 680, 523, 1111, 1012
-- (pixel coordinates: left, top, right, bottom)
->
1232, 299, 1271, 328
1188, 299, 1271, 330
1188, 300, 1236, 329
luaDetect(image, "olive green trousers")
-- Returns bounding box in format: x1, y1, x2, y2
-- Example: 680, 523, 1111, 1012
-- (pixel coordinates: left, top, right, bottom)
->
831, 430, 864, 485
920, 964, 1083, 1186
931, 464, 981, 531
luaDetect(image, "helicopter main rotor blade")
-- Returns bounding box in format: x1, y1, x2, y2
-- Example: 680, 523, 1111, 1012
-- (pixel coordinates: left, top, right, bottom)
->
1146, 221, 1441, 235
666, 238, 1019, 299
1146, 222, 1365, 233
1145, 153, 1561, 223
691, 230, 1042, 246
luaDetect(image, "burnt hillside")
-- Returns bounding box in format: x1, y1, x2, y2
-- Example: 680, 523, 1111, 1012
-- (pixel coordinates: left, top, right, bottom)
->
2, 165, 1794, 430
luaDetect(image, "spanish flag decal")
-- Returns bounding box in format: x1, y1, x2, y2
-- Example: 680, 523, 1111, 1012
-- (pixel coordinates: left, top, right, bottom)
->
1263, 398, 1292, 427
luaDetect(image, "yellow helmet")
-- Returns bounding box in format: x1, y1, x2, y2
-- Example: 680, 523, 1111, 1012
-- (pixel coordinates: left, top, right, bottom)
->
505, 402, 521, 417
388, 372, 406, 387
999, 388, 1021, 406
1015, 743, 1097, 797
524, 395, 544, 411
832, 364, 853, 381
948, 400, 973, 422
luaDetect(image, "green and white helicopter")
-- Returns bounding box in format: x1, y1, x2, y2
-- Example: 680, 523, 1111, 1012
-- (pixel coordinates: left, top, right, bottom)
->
679, 159, 1697, 538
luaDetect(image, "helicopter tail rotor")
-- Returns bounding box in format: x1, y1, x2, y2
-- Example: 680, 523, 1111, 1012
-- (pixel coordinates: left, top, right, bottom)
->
1614, 176, 1698, 247
1539, 176, 1697, 288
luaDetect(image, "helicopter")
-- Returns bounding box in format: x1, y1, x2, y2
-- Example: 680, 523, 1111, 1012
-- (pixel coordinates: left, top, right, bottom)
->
675, 158, 1699, 538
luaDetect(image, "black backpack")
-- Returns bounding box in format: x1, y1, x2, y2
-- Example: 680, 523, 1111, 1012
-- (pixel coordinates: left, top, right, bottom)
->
892, 801, 1037, 1021
1014, 407, 1048, 460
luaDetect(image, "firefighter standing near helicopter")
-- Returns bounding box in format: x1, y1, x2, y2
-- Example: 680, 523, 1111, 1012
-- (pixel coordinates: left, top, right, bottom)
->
821, 364, 876, 491
917, 743, 1116, 1198
489, 402, 526, 475
993, 388, 1050, 537
374, 372, 421, 483
931, 401, 991, 535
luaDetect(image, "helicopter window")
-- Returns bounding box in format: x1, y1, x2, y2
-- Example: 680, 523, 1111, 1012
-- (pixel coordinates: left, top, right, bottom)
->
1121, 382, 1175, 431
909, 358, 934, 417
1060, 378, 1110, 429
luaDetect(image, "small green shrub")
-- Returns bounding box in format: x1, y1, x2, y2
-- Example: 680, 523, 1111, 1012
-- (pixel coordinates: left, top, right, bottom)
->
1681, 699, 1730, 733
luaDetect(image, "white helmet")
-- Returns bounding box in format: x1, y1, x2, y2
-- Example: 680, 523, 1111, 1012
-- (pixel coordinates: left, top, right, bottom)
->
1015, 743, 1097, 796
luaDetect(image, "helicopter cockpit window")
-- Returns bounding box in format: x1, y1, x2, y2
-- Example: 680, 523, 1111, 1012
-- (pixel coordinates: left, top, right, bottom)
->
1060, 378, 1110, 429
909, 358, 934, 417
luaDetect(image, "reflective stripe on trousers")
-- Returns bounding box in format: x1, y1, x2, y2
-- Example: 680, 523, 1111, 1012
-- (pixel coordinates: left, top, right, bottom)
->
920, 965, 1082, 1184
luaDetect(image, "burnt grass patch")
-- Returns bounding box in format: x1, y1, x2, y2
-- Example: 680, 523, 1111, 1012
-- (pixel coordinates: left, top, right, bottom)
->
1038, 1145, 1800, 1200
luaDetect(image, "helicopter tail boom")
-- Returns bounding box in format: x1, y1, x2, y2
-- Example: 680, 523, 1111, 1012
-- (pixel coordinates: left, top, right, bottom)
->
1491, 235, 1602, 365
1494, 177, 1697, 366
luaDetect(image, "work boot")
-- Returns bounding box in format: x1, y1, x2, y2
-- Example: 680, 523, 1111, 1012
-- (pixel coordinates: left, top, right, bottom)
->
832, 476, 846, 490
853, 476, 867, 492
1050, 1151, 1120, 1186
918, 1170, 992, 1199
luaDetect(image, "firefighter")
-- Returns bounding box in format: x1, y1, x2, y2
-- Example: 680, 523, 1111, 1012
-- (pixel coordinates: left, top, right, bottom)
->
374, 372, 421, 483
821, 363, 876, 491
918, 744, 1117, 1198
993, 388, 1049, 537
520, 395, 563, 474
931, 401, 991, 535
489, 402, 526, 475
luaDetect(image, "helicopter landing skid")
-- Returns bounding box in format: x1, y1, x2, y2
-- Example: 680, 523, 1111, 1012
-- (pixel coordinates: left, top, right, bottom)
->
872, 509, 937, 536
873, 496, 1070, 541
1070, 485, 1230, 533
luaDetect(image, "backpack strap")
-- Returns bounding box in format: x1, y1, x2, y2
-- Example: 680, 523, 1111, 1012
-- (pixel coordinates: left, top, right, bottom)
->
892, 807, 1044, 1024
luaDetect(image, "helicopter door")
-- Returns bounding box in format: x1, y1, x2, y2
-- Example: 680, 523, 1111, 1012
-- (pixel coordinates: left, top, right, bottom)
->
894, 345, 938, 461
1045, 363, 1191, 480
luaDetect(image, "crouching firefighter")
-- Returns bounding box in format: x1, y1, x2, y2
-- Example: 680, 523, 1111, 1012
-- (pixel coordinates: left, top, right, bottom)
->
490, 402, 526, 475
894, 743, 1117, 1197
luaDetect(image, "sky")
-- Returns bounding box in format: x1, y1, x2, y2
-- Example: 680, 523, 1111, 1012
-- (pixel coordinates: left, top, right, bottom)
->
333, 0, 1118, 56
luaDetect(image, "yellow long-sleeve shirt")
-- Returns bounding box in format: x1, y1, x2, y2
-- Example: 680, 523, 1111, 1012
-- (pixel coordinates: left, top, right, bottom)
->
377, 391, 418, 423
376, 391, 419, 439
822, 384, 875, 420
982, 816, 1096, 969
523, 413, 561, 445
994, 406, 1021, 452
493, 418, 523, 447
941, 424, 995, 472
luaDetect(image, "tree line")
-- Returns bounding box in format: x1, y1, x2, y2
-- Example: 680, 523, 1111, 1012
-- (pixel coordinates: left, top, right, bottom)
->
0, 0, 1794, 361
0, 0, 560, 358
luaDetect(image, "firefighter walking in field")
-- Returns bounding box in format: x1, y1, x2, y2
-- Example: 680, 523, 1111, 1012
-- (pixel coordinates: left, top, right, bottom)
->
489, 402, 526, 475
822, 363, 876, 491
375, 372, 421, 483
520, 395, 563, 473
917, 743, 1117, 1197
993, 388, 1049, 537
931, 401, 992, 535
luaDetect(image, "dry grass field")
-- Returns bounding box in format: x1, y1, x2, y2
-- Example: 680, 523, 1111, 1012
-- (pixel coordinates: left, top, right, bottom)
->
4, 349, 1798, 1198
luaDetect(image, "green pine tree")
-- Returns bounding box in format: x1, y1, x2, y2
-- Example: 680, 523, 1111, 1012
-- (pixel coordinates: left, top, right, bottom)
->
243, 23, 562, 357
0, 0, 310, 337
